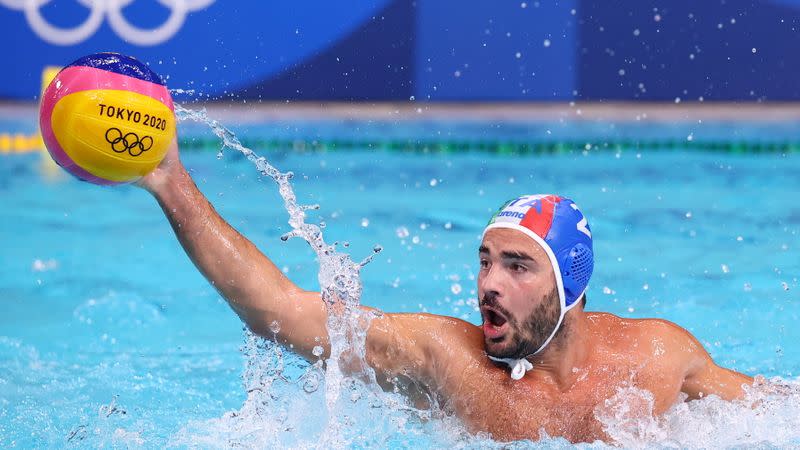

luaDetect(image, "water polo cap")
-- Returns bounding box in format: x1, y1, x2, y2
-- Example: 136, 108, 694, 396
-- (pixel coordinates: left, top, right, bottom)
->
483, 194, 594, 379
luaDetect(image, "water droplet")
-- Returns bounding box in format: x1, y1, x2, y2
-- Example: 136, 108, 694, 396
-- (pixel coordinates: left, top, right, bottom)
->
543, 39, 551, 47
721, 264, 730, 273
361, 218, 369, 227
642, 283, 649, 291
782, 282, 790, 291
451, 283, 462, 295
312, 345, 324, 357
395, 226, 410, 238
685, 211, 692, 218
444, 222, 453, 230
602, 286, 615, 295
373, 244, 383, 253
429, 178, 438, 187
303, 373, 320, 393
743, 282, 752, 292
269, 320, 281, 334
411, 236, 420, 244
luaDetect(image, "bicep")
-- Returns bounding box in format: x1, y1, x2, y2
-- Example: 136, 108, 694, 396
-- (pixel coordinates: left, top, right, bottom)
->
365, 313, 478, 391
674, 327, 753, 401
247, 289, 330, 361
647, 319, 752, 401
682, 358, 753, 401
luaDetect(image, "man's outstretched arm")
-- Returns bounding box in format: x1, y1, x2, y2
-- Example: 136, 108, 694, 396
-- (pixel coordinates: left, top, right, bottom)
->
136, 140, 474, 386
138, 140, 329, 360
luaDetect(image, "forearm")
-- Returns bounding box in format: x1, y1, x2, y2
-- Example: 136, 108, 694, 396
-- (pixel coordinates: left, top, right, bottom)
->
147, 163, 301, 335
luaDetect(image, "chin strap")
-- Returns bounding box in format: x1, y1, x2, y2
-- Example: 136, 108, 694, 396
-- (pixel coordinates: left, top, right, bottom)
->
488, 356, 533, 380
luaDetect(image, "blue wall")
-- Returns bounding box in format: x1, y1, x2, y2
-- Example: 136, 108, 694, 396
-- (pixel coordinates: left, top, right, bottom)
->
2, 0, 798, 101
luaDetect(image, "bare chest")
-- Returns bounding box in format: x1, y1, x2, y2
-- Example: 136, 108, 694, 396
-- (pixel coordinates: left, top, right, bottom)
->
446, 363, 684, 443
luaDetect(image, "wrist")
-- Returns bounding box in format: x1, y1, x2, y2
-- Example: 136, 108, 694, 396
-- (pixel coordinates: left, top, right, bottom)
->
137, 158, 187, 196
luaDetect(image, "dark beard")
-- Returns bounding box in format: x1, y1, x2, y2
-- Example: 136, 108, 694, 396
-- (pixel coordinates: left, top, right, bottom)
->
485, 287, 562, 360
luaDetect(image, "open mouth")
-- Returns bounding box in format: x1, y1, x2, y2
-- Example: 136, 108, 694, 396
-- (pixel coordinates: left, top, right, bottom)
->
482, 307, 509, 341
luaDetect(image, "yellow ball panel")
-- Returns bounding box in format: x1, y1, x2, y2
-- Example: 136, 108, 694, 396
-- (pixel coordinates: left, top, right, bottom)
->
50, 89, 175, 182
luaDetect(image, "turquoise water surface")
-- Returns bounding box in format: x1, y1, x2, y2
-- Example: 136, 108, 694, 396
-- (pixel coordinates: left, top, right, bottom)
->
2, 117, 800, 448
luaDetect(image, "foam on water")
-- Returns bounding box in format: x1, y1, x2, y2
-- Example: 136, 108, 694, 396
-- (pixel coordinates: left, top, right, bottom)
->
592, 376, 800, 449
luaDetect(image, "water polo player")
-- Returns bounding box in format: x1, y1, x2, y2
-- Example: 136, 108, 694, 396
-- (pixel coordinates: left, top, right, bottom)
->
136, 140, 753, 443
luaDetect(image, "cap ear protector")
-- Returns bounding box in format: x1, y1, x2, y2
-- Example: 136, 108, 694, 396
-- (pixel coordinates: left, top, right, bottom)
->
560, 242, 594, 309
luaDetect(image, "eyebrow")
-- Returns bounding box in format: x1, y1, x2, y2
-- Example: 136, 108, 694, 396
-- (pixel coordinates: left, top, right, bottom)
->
478, 246, 534, 261
500, 250, 533, 261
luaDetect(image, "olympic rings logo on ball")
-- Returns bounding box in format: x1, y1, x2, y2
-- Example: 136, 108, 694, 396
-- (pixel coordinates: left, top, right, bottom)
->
0, 0, 215, 46
105, 127, 153, 157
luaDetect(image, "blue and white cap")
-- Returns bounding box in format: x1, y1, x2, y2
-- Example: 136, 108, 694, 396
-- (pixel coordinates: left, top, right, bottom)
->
483, 194, 594, 379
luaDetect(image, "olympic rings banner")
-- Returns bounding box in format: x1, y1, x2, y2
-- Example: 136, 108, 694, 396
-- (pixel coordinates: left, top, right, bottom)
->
4, 0, 800, 101
0, 0, 216, 46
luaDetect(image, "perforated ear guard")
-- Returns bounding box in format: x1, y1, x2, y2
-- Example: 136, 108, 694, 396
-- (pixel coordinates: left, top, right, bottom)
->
561, 243, 594, 309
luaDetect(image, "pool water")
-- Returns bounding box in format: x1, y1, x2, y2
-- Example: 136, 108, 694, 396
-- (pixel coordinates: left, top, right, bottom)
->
2, 117, 800, 448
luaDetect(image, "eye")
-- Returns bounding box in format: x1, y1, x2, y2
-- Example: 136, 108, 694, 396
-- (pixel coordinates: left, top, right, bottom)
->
479, 259, 490, 270
510, 262, 527, 273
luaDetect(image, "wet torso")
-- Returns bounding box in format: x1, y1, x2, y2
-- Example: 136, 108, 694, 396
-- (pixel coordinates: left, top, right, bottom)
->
432, 313, 690, 443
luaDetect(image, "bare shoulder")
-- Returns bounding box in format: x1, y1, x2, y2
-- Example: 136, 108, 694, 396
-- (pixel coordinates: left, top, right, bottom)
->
587, 313, 706, 361
586, 312, 751, 400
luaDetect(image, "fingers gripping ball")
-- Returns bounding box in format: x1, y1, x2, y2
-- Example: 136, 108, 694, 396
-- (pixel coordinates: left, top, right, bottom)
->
39, 53, 175, 185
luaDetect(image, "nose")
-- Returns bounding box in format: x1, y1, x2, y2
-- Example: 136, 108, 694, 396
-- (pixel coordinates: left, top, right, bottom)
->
479, 263, 504, 300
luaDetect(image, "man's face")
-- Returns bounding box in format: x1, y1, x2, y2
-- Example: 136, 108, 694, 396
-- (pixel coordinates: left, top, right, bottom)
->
478, 228, 561, 360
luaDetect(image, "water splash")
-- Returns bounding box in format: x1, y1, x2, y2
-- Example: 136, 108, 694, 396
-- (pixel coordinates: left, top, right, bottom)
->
596, 376, 800, 449
174, 105, 382, 446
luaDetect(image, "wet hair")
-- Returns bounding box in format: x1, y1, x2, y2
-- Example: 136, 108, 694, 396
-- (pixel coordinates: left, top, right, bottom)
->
582, 294, 587, 308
